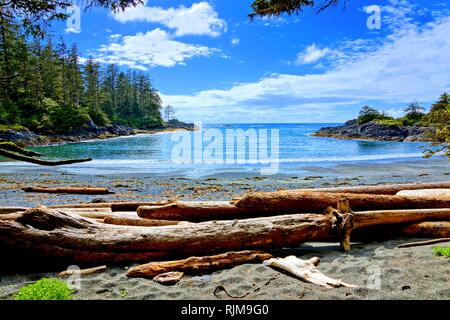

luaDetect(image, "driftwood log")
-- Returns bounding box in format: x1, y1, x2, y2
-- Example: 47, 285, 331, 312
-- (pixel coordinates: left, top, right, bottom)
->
103, 214, 185, 227
22, 187, 112, 195
127, 251, 273, 278
397, 238, 450, 248
264, 256, 356, 288
1, 207, 449, 267
111, 201, 174, 212
237, 191, 450, 214
396, 189, 450, 198
294, 181, 450, 195
137, 195, 450, 221
0, 148, 92, 166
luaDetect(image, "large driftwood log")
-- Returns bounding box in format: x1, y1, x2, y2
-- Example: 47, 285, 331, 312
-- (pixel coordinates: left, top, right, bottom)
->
1, 207, 449, 267
111, 201, 173, 212
0, 207, 29, 214
22, 186, 112, 195
127, 251, 273, 278
137, 201, 255, 221
138, 196, 450, 221
237, 191, 450, 214
264, 256, 356, 288
49, 203, 113, 209
0, 142, 43, 157
297, 181, 450, 195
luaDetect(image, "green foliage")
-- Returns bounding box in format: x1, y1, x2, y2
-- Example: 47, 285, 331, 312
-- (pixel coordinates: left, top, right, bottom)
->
357, 106, 392, 124
433, 247, 450, 257
374, 118, 403, 126
421, 92, 450, 158
89, 109, 111, 127
0, 20, 163, 133
249, 0, 341, 18
0, 124, 28, 131
13, 278, 74, 300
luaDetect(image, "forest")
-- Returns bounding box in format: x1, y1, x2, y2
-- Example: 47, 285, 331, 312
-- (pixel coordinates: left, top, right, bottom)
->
0, 19, 164, 134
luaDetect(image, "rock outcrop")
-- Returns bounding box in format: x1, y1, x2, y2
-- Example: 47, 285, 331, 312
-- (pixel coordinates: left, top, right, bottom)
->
314, 120, 433, 142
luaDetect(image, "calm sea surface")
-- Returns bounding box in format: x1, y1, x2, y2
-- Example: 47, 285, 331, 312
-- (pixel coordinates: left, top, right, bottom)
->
0, 124, 436, 176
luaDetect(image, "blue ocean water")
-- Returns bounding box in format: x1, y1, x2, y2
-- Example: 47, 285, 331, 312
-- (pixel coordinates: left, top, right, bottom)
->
0, 123, 433, 176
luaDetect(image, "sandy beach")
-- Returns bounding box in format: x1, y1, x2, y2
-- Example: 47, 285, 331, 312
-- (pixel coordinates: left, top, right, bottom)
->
0, 159, 449, 300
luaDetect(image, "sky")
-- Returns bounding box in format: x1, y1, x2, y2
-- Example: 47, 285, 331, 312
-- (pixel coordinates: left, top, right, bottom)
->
53, 0, 450, 123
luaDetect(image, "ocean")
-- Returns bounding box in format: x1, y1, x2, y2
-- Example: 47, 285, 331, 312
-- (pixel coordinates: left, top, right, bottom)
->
0, 123, 434, 177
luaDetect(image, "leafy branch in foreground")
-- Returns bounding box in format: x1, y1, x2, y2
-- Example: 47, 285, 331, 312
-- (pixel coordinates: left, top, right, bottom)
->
249, 0, 345, 19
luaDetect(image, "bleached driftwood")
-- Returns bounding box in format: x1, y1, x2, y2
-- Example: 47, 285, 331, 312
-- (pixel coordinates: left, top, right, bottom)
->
264, 256, 356, 288
58, 265, 107, 277
153, 271, 184, 285
396, 189, 450, 198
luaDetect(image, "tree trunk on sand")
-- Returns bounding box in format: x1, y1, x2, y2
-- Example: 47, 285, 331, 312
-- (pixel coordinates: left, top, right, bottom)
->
396, 189, 450, 198
138, 197, 450, 222
137, 201, 256, 221
127, 251, 273, 278
1, 207, 449, 267
295, 181, 450, 195
237, 191, 450, 214
22, 187, 112, 195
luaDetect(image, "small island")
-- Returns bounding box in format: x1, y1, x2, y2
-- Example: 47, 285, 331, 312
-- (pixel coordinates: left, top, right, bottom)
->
314, 94, 449, 151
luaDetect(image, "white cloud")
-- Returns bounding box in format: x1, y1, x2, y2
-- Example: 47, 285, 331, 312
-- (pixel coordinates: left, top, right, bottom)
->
94, 29, 215, 69
113, 1, 226, 37
296, 43, 332, 64
231, 37, 240, 45
161, 16, 450, 122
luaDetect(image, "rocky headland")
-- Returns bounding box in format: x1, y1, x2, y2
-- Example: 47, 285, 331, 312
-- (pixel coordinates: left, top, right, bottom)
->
313, 119, 434, 142
0, 120, 195, 147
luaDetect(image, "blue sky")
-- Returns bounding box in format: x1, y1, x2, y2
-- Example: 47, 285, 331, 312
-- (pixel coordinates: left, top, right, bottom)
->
53, 0, 450, 123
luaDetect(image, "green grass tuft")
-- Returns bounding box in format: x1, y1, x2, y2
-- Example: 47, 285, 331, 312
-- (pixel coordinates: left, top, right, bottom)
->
433, 246, 450, 257
13, 278, 74, 300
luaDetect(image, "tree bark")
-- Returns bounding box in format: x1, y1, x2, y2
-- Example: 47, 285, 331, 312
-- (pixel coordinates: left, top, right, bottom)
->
22, 186, 112, 195
137, 201, 255, 221
127, 251, 273, 278
103, 214, 185, 227
294, 181, 450, 195
138, 196, 450, 222
111, 201, 173, 212
237, 191, 450, 214
1, 207, 449, 267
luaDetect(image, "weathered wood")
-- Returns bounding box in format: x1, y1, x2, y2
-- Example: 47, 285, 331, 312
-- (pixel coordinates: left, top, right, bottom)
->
0, 207, 29, 214
138, 196, 450, 222
153, 271, 184, 285
111, 201, 173, 212
49, 203, 113, 209
396, 189, 450, 198
58, 265, 107, 277
301, 181, 450, 195
0, 208, 334, 265
127, 250, 273, 278
398, 238, 450, 248
103, 214, 184, 227
0, 142, 43, 157
1, 207, 449, 267
399, 221, 450, 238
264, 256, 356, 288
137, 201, 254, 221
237, 191, 450, 214
22, 186, 113, 195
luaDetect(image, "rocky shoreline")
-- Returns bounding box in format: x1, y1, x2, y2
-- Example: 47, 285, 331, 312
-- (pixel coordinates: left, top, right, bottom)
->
313, 119, 434, 142
0, 120, 195, 147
